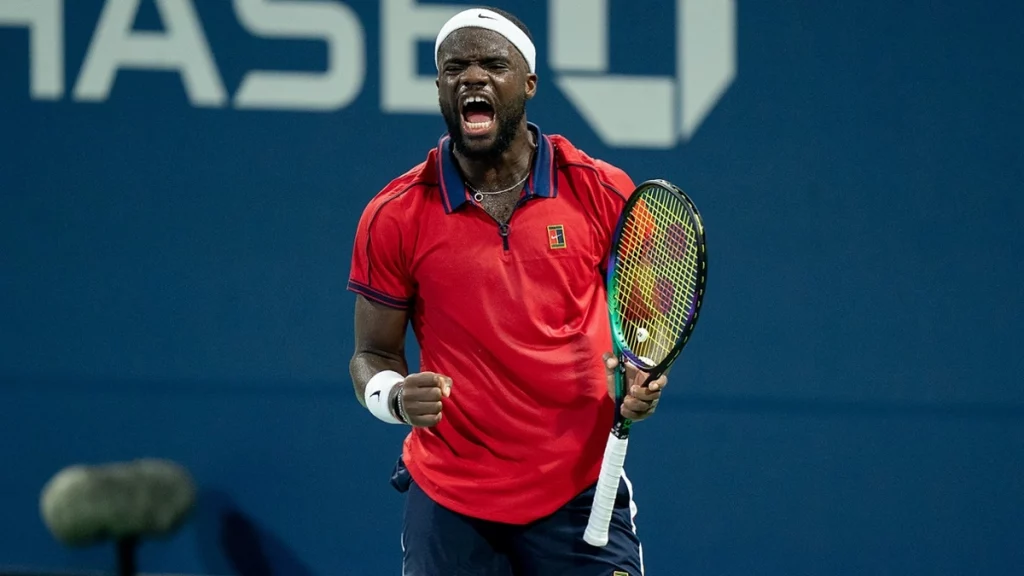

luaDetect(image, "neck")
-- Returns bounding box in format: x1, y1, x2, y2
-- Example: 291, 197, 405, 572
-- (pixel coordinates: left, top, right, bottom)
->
453, 120, 535, 191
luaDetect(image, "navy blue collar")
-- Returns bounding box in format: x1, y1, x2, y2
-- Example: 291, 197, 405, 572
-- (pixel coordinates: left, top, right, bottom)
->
436, 122, 558, 213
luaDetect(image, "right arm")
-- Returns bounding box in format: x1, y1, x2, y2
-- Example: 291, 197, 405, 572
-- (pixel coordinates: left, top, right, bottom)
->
349, 295, 451, 426
349, 295, 410, 406
347, 190, 449, 426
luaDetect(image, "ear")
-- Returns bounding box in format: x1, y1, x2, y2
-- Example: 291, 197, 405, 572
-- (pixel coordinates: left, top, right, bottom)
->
525, 73, 538, 100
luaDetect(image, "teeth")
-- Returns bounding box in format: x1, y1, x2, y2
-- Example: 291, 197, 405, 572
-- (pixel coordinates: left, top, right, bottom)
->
463, 95, 487, 106
465, 119, 493, 130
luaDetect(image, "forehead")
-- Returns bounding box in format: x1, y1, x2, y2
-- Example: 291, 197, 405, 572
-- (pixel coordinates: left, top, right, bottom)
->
438, 28, 517, 62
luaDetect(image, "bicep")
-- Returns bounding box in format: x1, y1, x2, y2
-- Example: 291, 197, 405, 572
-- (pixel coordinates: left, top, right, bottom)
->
353, 295, 408, 357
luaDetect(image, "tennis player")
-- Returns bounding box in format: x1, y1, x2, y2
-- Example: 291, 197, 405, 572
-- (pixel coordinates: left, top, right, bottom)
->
348, 7, 669, 575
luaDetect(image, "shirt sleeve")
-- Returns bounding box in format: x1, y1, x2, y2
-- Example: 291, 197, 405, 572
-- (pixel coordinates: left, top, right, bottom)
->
590, 159, 637, 270
347, 197, 415, 310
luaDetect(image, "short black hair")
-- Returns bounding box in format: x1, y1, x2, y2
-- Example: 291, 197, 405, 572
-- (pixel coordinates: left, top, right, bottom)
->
482, 7, 534, 42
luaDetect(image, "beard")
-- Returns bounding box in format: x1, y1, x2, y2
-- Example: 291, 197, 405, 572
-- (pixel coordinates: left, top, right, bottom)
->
442, 94, 527, 160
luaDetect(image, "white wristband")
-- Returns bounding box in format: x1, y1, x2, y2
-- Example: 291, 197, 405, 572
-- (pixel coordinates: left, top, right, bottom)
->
364, 370, 406, 425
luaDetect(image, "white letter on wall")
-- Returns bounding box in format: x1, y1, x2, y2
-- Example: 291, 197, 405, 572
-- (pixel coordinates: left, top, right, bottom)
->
73, 0, 226, 106
233, 0, 365, 111
381, 0, 463, 113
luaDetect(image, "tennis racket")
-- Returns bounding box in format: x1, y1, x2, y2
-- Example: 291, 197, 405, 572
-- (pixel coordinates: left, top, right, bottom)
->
583, 179, 708, 547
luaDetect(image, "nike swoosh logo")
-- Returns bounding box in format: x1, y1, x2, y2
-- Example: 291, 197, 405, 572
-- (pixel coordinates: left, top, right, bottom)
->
478, 13, 495, 19
370, 390, 381, 401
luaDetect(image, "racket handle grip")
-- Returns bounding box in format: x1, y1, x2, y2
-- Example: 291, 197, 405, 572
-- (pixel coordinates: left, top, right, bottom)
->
583, 432, 629, 547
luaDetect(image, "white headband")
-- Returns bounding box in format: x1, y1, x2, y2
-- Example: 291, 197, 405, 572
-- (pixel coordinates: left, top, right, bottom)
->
434, 8, 536, 73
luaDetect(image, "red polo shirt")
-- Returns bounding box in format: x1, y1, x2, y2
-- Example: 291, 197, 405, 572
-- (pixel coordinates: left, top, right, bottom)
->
348, 124, 635, 524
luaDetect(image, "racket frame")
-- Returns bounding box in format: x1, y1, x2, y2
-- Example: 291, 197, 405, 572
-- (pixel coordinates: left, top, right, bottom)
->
605, 179, 707, 438
584, 179, 707, 547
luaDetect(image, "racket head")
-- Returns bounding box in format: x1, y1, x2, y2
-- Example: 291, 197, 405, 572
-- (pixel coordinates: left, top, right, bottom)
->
606, 179, 708, 378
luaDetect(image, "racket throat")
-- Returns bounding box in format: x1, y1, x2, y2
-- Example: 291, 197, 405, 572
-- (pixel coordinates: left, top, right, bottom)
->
611, 420, 632, 439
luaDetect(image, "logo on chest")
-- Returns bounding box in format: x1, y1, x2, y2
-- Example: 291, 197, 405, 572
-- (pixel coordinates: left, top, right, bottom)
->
547, 224, 567, 249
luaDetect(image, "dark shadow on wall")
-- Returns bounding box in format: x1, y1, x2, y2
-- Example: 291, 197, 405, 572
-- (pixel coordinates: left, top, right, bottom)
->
194, 489, 315, 576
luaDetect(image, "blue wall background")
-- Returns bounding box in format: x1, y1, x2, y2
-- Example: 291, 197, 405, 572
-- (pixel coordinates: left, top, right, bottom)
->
2, 0, 1022, 574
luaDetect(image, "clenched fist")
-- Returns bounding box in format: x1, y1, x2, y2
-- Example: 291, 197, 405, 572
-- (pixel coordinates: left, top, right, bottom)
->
394, 372, 452, 427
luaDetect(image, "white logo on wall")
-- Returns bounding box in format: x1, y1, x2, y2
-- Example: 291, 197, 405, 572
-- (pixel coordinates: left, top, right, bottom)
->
0, 0, 735, 149
549, 0, 736, 149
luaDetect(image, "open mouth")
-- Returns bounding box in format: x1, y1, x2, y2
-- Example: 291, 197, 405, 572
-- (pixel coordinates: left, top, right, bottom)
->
460, 95, 496, 135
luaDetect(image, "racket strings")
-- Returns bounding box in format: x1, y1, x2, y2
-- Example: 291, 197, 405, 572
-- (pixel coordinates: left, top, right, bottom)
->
613, 187, 702, 367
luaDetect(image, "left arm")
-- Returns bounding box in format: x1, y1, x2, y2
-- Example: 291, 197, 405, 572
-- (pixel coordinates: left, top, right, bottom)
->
588, 161, 670, 421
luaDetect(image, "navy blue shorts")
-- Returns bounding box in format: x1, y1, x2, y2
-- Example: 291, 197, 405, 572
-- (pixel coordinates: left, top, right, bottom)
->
391, 458, 644, 576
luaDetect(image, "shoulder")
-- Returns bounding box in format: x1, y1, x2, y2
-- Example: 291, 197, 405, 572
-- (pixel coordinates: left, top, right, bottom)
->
359, 153, 439, 226
548, 134, 635, 201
